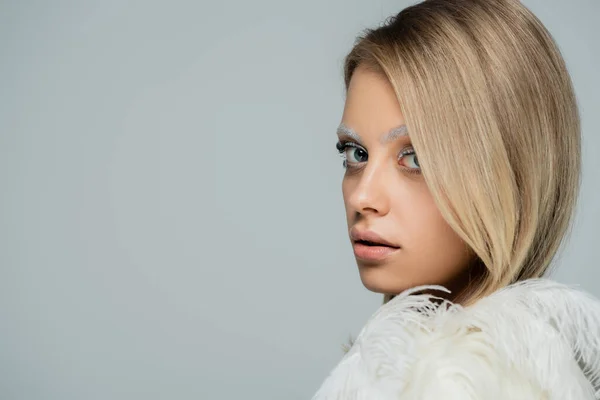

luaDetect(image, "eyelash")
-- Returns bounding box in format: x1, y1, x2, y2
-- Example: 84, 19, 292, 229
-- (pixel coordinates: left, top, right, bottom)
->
335, 140, 421, 175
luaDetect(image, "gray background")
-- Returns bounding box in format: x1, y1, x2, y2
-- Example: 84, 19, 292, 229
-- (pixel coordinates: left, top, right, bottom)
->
1, 0, 598, 399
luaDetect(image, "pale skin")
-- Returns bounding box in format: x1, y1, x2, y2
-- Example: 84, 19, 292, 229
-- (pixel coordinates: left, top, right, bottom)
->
338, 64, 477, 301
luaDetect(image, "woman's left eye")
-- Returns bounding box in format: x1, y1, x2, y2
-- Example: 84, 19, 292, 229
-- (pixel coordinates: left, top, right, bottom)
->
399, 149, 420, 171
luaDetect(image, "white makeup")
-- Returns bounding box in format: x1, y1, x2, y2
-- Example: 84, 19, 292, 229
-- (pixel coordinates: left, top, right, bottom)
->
336, 122, 409, 145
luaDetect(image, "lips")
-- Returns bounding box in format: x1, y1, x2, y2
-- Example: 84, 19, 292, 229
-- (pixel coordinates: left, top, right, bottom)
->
349, 228, 400, 248
355, 239, 393, 247
352, 242, 399, 261
349, 228, 400, 262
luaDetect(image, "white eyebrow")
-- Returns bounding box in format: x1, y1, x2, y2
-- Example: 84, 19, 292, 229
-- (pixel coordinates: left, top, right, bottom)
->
336, 123, 408, 145
336, 123, 364, 145
380, 124, 408, 144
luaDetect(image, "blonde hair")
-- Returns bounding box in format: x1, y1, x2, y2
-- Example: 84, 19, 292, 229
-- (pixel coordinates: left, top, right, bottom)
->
342, 0, 581, 324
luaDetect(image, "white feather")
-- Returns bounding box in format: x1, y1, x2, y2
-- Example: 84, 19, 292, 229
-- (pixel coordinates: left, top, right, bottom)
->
312, 278, 600, 400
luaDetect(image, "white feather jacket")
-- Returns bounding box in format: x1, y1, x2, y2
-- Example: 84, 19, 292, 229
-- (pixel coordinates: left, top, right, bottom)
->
312, 278, 600, 399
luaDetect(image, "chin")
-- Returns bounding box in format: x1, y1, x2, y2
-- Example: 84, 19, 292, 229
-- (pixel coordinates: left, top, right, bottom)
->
358, 266, 408, 295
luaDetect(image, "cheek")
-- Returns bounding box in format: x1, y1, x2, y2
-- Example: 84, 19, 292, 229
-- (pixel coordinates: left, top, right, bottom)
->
341, 179, 353, 219
392, 184, 438, 240
397, 193, 471, 276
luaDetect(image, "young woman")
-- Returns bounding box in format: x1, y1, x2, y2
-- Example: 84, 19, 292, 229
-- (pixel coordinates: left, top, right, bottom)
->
313, 0, 600, 398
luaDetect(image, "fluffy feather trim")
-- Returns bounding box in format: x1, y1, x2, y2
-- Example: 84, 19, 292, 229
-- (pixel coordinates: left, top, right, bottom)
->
312, 278, 600, 399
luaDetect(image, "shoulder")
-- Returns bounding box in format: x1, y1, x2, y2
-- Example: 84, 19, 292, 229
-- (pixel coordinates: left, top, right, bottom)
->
312, 278, 600, 400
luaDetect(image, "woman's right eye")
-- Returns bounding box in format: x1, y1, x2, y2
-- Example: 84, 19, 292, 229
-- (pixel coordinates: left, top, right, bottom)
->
336, 141, 368, 168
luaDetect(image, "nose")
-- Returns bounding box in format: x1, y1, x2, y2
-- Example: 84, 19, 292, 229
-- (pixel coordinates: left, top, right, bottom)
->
345, 159, 392, 216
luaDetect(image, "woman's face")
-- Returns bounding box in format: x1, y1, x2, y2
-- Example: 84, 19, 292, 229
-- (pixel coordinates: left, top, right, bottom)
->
338, 64, 476, 297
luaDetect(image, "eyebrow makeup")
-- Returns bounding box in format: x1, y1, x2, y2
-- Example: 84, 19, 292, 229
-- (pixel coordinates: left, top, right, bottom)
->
336, 123, 364, 145
380, 124, 408, 144
336, 122, 409, 145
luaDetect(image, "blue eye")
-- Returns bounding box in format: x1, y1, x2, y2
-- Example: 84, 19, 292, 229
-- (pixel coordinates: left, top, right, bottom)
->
399, 149, 420, 170
336, 141, 367, 168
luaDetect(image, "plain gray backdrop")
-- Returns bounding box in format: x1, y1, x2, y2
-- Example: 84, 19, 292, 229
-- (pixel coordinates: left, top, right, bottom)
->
1, 0, 598, 399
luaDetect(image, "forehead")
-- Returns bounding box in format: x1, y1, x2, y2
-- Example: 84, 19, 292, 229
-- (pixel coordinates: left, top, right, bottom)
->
341, 66, 407, 141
